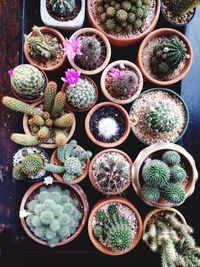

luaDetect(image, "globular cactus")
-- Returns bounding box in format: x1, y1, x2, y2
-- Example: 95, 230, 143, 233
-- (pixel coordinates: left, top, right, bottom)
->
12, 164, 26, 180
96, 210, 107, 222
44, 81, 57, 114
53, 114, 74, 128
170, 165, 187, 183
162, 151, 181, 167
170, 0, 200, 15
146, 101, 182, 133
51, 91, 67, 119
21, 154, 43, 176
11, 134, 41, 146
93, 224, 103, 238
32, 116, 45, 126
10, 64, 46, 100
50, 0, 75, 17
163, 183, 186, 204
107, 205, 117, 216
141, 183, 160, 203
37, 126, 50, 140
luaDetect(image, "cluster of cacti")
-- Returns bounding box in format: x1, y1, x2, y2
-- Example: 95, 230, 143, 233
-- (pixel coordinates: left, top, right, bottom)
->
96, 0, 151, 33
25, 26, 60, 59
50, 0, 75, 17
143, 211, 200, 267
170, 0, 200, 15
151, 35, 188, 75
10, 64, 46, 100
93, 204, 132, 251
25, 185, 82, 246
92, 152, 130, 194
45, 140, 92, 182
2, 81, 75, 147
141, 151, 187, 204
145, 100, 182, 133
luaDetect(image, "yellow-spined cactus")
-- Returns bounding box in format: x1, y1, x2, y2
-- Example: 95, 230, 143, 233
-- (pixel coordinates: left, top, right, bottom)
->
11, 134, 40, 146
44, 81, 57, 114
54, 113, 74, 128
55, 129, 68, 146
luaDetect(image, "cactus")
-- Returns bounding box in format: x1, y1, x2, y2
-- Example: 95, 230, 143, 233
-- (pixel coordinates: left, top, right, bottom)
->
53, 114, 74, 128
32, 116, 45, 126
151, 35, 188, 75
163, 183, 186, 204
37, 126, 50, 140
162, 150, 181, 167
146, 101, 182, 133
55, 129, 68, 147
170, 165, 187, 183
11, 134, 41, 146
141, 184, 160, 203
51, 91, 67, 119
96, 210, 107, 222
93, 224, 103, 238
44, 81, 57, 114
107, 205, 117, 216
10, 64, 46, 100
25, 26, 60, 59
170, 0, 200, 15
50, 0, 75, 17
12, 164, 26, 180
21, 154, 43, 176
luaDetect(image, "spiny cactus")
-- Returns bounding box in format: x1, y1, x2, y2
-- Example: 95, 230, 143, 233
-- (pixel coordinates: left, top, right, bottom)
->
45, 140, 92, 182
162, 150, 181, 167
163, 183, 186, 204
51, 91, 67, 119
25, 26, 60, 60
151, 35, 188, 75
146, 101, 182, 133
50, 0, 75, 17
54, 114, 75, 128
11, 134, 41, 146
25, 185, 82, 247
170, 165, 187, 183
93, 224, 103, 238
141, 184, 160, 203
10, 64, 46, 100
44, 81, 57, 114
107, 205, 117, 216
170, 0, 200, 15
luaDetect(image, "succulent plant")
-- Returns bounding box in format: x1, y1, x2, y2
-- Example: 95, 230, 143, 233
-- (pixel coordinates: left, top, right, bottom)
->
45, 140, 92, 182
10, 64, 46, 100
162, 150, 181, 167
141, 184, 160, 203
163, 183, 186, 204
170, 165, 187, 183
107, 205, 117, 216
170, 0, 200, 15
93, 224, 103, 238
50, 0, 75, 17
25, 185, 82, 246
151, 35, 188, 75
96, 210, 107, 222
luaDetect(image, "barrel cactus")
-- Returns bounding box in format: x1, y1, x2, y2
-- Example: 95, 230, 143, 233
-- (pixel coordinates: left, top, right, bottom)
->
141, 184, 160, 203
170, 165, 187, 183
50, 0, 75, 17
10, 64, 46, 100
170, 0, 200, 15
162, 151, 181, 167
163, 183, 186, 204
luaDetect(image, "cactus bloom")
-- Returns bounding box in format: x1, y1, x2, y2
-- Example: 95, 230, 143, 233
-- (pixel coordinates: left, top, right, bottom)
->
61, 69, 80, 84
8, 68, 14, 76
63, 34, 83, 61
110, 67, 122, 79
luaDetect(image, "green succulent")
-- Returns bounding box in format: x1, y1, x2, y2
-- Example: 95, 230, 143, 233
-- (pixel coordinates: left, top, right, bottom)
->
93, 224, 103, 238
170, 165, 187, 183
163, 183, 186, 204
50, 0, 75, 17
162, 151, 181, 167
142, 183, 160, 203
96, 210, 107, 222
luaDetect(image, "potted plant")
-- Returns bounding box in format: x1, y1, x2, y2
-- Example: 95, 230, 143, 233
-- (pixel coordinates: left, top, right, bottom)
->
8, 64, 47, 103
40, 0, 85, 30
137, 28, 193, 86
61, 69, 98, 112
87, 0, 160, 46
129, 88, 189, 145
161, 0, 200, 26
2, 81, 76, 149
101, 60, 143, 105
63, 27, 111, 75
24, 26, 66, 72
88, 197, 142, 255
12, 147, 50, 182
89, 149, 132, 195
85, 102, 130, 148
45, 140, 92, 184
19, 179, 89, 247
143, 208, 200, 266
132, 143, 198, 208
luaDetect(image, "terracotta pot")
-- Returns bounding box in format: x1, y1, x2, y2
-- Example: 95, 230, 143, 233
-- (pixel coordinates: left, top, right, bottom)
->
137, 28, 193, 86
88, 149, 132, 195
20, 180, 89, 247
61, 75, 98, 112
50, 148, 90, 184
88, 197, 143, 255
24, 26, 66, 72
132, 143, 198, 208
87, 0, 160, 47
101, 60, 143, 105
85, 102, 130, 148
67, 28, 111, 75
23, 99, 76, 149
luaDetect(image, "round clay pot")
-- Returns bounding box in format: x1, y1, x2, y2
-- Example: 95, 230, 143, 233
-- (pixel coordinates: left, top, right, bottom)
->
101, 60, 143, 105
61, 75, 98, 112
50, 148, 90, 184
85, 102, 131, 148
132, 142, 198, 208
24, 26, 66, 72
88, 197, 143, 255
87, 0, 160, 47
88, 149, 132, 195
23, 99, 76, 149
137, 28, 193, 86
20, 180, 89, 247
67, 28, 111, 75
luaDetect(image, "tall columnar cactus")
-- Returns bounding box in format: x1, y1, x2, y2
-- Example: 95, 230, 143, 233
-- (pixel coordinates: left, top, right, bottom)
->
151, 35, 188, 75
10, 64, 46, 100
50, 0, 75, 17
51, 91, 67, 119
170, 0, 200, 15
44, 81, 57, 114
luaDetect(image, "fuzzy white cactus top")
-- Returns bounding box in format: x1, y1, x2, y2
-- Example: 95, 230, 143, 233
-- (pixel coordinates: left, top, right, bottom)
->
98, 117, 119, 140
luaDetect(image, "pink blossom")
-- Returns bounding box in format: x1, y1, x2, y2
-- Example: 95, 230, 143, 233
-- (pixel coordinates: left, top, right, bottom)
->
63, 34, 83, 61
8, 68, 14, 76
109, 68, 122, 79
61, 69, 80, 84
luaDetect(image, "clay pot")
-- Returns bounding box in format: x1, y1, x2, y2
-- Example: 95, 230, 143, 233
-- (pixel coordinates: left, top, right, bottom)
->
85, 102, 130, 148
50, 147, 90, 184
23, 99, 76, 149
88, 149, 132, 195
24, 26, 66, 72
137, 28, 193, 86
88, 197, 143, 255
67, 28, 111, 75
101, 60, 143, 105
87, 0, 160, 47
20, 180, 89, 247
61, 75, 98, 112
132, 142, 198, 208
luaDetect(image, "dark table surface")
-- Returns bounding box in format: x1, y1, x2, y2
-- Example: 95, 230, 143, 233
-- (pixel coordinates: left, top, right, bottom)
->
0, 0, 200, 266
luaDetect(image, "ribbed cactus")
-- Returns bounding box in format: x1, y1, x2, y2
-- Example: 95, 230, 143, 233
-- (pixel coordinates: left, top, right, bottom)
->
44, 81, 57, 114
162, 151, 181, 167
141, 184, 160, 203
93, 225, 103, 238
170, 165, 187, 183
50, 0, 75, 17
22, 154, 43, 176
170, 0, 200, 15
11, 134, 40, 146
51, 91, 67, 119
10, 64, 46, 100
12, 164, 26, 180
53, 114, 74, 128
163, 183, 186, 204
146, 101, 181, 133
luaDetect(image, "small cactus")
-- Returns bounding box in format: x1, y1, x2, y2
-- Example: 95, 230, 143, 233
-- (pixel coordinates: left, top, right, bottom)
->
12, 164, 26, 180
37, 126, 50, 140
170, 0, 200, 15
22, 154, 43, 176
32, 116, 45, 126
170, 166, 187, 183
55, 129, 68, 147
163, 183, 186, 204
50, 0, 75, 17
162, 151, 181, 167
51, 91, 67, 119
44, 81, 57, 114
93, 224, 103, 238
142, 183, 160, 203
96, 210, 107, 222
11, 134, 41, 146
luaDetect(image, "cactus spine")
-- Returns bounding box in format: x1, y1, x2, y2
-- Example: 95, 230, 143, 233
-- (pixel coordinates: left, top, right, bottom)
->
55, 129, 68, 147
50, 0, 75, 17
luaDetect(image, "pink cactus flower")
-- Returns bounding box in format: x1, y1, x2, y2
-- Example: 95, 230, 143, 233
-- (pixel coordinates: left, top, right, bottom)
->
63, 34, 83, 61
61, 69, 80, 84
109, 68, 122, 79
8, 68, 14, 76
